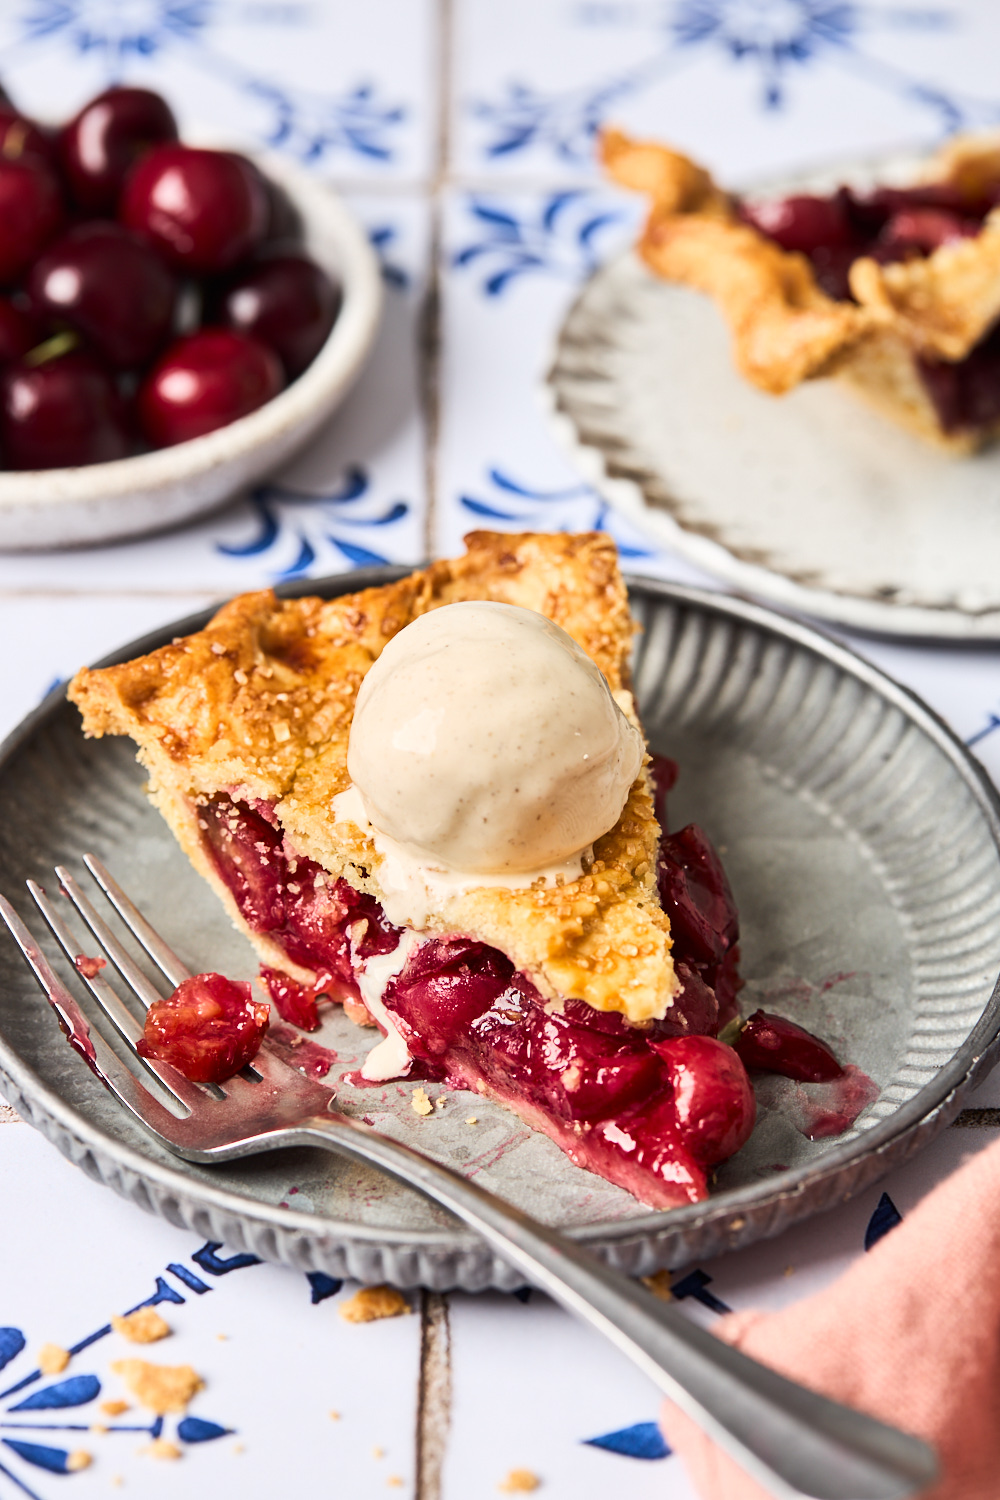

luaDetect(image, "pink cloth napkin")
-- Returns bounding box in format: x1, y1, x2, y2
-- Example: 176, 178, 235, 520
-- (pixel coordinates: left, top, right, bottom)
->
660, 1134, 1000, 1500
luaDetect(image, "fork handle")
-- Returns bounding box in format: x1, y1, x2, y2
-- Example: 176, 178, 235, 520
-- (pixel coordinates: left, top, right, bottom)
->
286, 1113, 934, 1500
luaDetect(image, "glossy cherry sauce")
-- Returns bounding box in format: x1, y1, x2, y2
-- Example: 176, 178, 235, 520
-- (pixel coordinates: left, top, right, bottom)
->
195, 782, 756, 1205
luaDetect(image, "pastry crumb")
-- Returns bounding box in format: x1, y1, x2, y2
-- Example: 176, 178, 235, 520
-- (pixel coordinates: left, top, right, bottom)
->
101, 1399, 130, 1416
411, 1087, 433, 1117
66, 1450, 91, 1472
499, 1469, 541, 1493
329, 1409, 341, 1420
91, 1423, 108, 1435
38, 1343, 70, 1374
641, 1269, 673, 1301
112, 1308, 171, 1344
784, 1265, 795, 1277
144, 1438, 181, 1461
233, 1442, 245, 1455
373, 1445, 385, 1459
434, 1095, 447, 1110
339, 1285, 411, 1324
729, 1216, 746, 1230
387, 1478, 404, 1489
465, 1116, 478, 1125
111, 1359, 204, 1414
111, 1475, 124, 1487
217, 1333, 228, 1341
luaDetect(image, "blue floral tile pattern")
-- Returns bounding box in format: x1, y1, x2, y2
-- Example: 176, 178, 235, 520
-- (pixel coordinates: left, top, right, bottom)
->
453, 189, 633, 295
0, 0, 434, 179
455, 0, 1000, 179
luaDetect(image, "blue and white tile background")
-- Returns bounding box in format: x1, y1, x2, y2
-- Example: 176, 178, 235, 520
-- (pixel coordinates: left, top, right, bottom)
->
2, 2, 1000, 1497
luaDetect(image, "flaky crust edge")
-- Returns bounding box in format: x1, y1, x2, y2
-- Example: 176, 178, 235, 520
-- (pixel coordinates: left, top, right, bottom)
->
601, 127, 1000, 437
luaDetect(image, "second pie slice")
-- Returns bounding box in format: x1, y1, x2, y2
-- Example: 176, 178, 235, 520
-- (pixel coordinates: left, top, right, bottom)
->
69, 531, 754, 1209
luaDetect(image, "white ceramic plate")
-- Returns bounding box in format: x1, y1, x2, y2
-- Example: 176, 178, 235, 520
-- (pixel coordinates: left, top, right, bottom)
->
546, 154, 1000, 640
0, 153, 382, 551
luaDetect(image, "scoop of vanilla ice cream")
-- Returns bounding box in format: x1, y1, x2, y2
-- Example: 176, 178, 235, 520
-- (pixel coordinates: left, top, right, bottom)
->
345, 601, 645, 875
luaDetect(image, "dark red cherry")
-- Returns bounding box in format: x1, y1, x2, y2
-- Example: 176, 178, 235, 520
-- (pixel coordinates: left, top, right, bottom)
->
648, 752, 678, 830
647, 1035, 756, 1165
120, 144, 269, 272
0, 345, 129, 468
0, 157, 63, 283
734, 1009, 844, 1082
0, 297, 41, 365
657, 823, 739, 969
876, 207, 977, 259
138, 328, 283, 446
137, 971, 269, 1082
58, 86, 177, 213
213, 252, 341, 379
28, 221, 177, 369
743, 192, 856, 255
0, 106, 57, 171
260, 176, 302, 245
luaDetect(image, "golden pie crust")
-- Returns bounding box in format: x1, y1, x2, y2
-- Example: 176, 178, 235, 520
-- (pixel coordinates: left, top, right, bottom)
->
69, 531, 678, 1025
602, 127, 1000, 451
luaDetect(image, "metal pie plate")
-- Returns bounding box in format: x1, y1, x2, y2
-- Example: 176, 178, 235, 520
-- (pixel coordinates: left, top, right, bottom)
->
1, 571, 999, 1289
546, 152, 1000, 640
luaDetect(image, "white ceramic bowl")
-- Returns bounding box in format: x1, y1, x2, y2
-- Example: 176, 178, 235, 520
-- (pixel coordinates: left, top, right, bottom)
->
0, 151, 383, 551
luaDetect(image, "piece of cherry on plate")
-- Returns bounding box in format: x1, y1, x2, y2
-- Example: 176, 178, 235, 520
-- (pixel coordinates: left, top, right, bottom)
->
138, 972, 270, 1083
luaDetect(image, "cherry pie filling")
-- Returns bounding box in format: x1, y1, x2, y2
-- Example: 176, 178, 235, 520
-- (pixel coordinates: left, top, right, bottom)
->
741, 180, 1000, 435
183, 760, 758, 1207
177, 757, 870, 1205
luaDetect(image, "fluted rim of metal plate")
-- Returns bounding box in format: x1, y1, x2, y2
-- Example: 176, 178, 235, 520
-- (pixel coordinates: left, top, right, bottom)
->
1, 570, 999, 1289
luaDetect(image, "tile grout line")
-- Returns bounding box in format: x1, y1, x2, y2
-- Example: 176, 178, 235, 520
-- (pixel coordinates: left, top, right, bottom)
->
414, 1290, 452, 1500
418, 0, 453, 564
414, 9, 453, 1491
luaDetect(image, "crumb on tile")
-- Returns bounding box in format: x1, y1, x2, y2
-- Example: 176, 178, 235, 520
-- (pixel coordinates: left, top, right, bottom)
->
111, 1308, 171, 1344
498, 1470, 541, 1493
784, 1265, 795, 1277
217, 1333, 228, 1341
38, 1344, 70, 1374
465, 1116, 478, 1125
387, 1478, 404, 1489
101, 1400, 129, 1417
233, 1442, 245, 1455
641, 1269, 672, 1302
338, 1285, 411, 1324
66, 1451, 92, 1472
372, 1446, 385, 1460
111, 1359, 204, 1414
144, 1438, 181, 1461
329, 1410, 341, 1421
90, 1424, 108, 1435
411, 1087, 433, 1117
111, 1476, 124, 1488
434, 1095, 446, 1110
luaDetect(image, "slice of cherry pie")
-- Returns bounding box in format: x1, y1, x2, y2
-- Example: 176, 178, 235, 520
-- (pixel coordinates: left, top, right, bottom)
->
603, 128, 1000, 452
68, 531, 754, 1209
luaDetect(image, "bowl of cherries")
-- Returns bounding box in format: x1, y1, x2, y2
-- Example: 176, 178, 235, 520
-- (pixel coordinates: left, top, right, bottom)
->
0, 84, 382, 549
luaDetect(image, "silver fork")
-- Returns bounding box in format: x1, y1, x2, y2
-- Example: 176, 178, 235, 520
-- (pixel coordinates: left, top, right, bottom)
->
0, 859, 936, 1500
